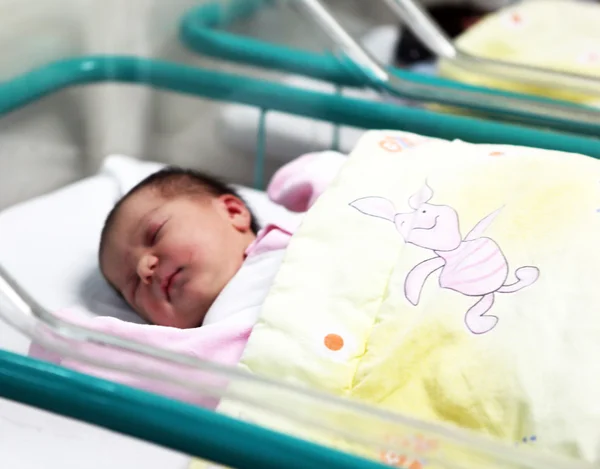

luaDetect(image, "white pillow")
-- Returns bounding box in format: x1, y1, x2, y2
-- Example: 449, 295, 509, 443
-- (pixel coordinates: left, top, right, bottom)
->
0, 155, 300, 335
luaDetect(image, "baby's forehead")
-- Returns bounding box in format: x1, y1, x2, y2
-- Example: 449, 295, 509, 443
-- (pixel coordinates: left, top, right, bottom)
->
104, 189, 200, 241
101, 191, 158, 252
106, 185, 217, 237
116, 189, 164, 221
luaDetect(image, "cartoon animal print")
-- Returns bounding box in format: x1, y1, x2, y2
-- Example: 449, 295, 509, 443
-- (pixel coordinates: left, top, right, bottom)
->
349, 183, 539, 334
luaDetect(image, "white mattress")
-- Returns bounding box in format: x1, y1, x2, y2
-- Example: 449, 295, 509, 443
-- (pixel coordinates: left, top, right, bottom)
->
0, 154, 300, 469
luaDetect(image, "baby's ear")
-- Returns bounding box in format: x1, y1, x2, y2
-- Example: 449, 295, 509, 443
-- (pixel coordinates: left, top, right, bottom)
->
220, 194, 252, 232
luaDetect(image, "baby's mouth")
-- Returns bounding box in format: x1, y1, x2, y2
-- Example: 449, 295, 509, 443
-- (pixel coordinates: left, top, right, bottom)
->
162, 268, 182, 302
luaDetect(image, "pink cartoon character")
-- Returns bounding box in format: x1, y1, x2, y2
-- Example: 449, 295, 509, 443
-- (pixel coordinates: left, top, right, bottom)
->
349, 183, 539, 334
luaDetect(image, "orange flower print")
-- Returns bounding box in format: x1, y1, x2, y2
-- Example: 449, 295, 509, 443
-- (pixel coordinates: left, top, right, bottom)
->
379, 434, 438, 468
379, 136, 407, 153
503, 10, 526, 28
578, 50, 600, 66
379, 449, 424, 469
324, 333, 344, 351
379, 134, 432, 153
412, 435, 438, 453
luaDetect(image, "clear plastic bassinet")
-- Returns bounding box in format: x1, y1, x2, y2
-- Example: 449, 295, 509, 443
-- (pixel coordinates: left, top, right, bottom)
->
0, 1, 599, 469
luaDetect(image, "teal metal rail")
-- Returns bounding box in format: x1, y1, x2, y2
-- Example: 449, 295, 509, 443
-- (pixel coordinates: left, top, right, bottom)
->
1, 56, 600, 158
0, 349, 387, 469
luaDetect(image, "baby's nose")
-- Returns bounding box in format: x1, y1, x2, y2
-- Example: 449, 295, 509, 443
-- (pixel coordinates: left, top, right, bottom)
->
137, 254, 158, 285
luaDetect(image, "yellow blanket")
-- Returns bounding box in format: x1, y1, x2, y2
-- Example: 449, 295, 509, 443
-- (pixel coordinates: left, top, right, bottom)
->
438, 0, 600, 106
193, 131, 600, 468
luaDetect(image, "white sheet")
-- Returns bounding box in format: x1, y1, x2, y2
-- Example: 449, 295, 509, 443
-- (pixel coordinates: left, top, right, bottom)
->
0, 154, 300, 469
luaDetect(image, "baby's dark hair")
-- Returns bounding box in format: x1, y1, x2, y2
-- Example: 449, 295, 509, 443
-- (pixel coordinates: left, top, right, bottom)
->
99, 167, 259, 263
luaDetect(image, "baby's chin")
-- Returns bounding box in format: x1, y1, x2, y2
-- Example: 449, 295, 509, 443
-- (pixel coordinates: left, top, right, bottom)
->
144, 300, 207, 329
153, 314, 203, 329
168, 273, 234, 328
162, 305, 207, 329
169, 300, 211, 329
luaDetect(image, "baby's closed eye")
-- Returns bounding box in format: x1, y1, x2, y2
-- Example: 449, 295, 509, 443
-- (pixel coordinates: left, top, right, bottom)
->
147, 220, 166, 245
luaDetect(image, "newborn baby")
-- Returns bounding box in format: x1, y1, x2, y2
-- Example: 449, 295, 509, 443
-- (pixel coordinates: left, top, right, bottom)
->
29, 151, 346, 406
99, 167, 260, 329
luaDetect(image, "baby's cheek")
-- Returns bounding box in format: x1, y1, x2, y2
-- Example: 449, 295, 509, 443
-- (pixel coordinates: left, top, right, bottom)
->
176, 240, 203, 265
139, 294, 165, 324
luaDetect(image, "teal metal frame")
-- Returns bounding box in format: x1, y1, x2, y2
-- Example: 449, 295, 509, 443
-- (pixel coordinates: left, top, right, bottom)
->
0, 1, 599, 468
0, 350, 388, 469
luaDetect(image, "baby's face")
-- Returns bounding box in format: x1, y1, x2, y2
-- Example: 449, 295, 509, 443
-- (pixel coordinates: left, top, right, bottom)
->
100, 188, 255, 328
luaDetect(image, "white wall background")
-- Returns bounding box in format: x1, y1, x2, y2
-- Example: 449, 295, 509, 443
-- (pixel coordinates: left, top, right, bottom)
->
0, 0, 394, 209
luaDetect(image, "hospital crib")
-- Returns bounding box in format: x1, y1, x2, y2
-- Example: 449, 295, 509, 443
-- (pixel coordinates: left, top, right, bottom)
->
0, 1, 599, 468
